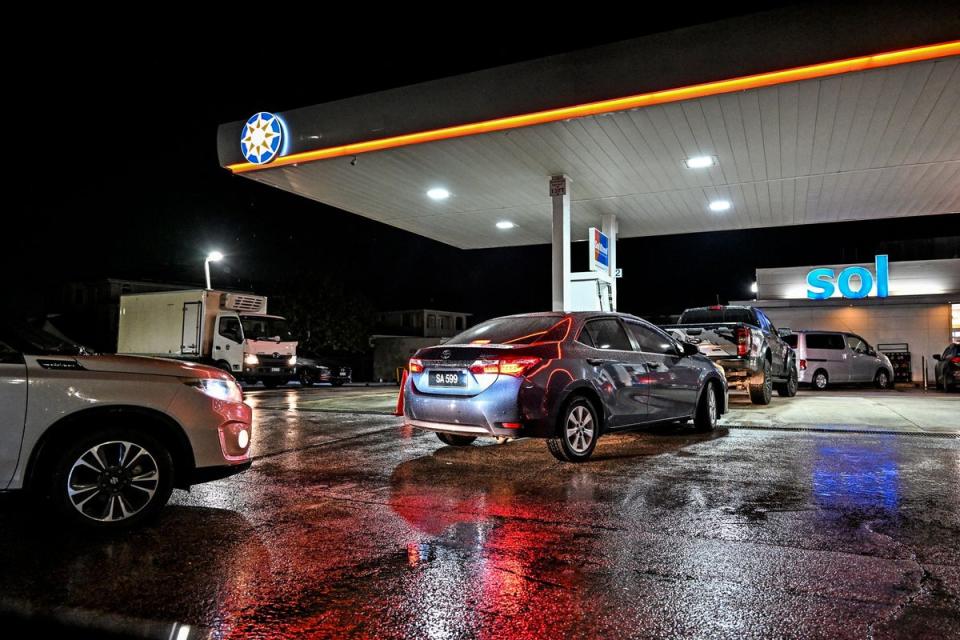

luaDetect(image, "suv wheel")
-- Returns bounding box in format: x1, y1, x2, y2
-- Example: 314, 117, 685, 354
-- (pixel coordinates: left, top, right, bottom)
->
749, 360, 773, 405
693, 382, 719, 432
547, 397, 599, 462
874, 369, 891, 390
436, 433, 477, 446
48, 428, 174, 528
776, 367, 799, 397
812, 370, 829, 391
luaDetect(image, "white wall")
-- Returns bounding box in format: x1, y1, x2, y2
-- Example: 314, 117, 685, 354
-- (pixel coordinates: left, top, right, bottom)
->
764, 304, 951, 383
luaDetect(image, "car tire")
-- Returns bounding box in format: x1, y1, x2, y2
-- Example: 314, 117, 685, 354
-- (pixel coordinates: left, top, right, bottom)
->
874, 369, 892, 390
776, 366, 799, 397
298, 369, 315, 387
693, 381, 719, 432
749, 360, 773, 405
547, 396, 599, 463
47, 427, 174, 529
812, 369, 829, 391
436, 433, 477, 447
215, 360, 233, 374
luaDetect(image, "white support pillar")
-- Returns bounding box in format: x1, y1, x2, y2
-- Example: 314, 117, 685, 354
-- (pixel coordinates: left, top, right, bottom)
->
602, 213, 618, 311
550, 175, 572, 312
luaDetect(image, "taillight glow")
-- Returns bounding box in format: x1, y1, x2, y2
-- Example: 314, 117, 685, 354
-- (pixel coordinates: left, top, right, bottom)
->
736, 327, 751, 357
467, 357, 542, 377
799, 359, 807, 371
951, 356, 960, 364
409, 358, 424, 373
501, 422, 522, 429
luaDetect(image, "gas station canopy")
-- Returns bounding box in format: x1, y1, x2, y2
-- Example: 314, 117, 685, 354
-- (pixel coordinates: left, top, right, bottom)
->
218, 4, 959, 250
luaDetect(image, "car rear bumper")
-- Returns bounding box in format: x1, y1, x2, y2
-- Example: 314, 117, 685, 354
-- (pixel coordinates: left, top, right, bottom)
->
403, 376, 531, 438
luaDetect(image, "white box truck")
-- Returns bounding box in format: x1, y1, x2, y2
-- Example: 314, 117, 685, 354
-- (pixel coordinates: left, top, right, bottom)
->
117, 290, 298, 387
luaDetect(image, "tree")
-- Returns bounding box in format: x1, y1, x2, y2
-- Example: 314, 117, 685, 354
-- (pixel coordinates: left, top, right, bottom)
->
270, 276, 374, 354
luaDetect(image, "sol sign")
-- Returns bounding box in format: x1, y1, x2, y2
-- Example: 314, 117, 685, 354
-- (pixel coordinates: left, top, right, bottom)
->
806, 255, 889, 300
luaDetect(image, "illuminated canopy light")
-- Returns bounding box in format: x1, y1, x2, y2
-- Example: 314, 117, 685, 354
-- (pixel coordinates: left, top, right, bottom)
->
227, 41, 960, 174
685, 155, 717, 169
709, 200, 731, 212
496, 221, 516, 229
427, 188, 450, 201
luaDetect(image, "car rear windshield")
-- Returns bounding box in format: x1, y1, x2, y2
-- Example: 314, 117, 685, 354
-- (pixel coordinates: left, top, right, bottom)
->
679, 307, 755, 325
448, 316, 565, 345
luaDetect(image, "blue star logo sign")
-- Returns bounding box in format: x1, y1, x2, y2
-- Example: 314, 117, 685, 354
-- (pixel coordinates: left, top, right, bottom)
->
240, 112, 285, 164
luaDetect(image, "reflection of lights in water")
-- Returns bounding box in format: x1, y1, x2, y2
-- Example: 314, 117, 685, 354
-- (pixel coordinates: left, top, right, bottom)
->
812, 437, 900, 511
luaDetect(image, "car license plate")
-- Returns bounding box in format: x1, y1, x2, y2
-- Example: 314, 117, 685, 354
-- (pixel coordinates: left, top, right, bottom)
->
271, 367, 281, 372
340, 369, 347, 376
430, 371, 464, 387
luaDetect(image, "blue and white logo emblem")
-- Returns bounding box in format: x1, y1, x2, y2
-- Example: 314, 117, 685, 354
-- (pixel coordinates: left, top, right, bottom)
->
240, 112, 285, 164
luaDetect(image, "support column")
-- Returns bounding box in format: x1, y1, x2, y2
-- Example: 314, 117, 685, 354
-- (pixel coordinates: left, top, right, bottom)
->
550, 175, 571, 312
602, 213, 618, 311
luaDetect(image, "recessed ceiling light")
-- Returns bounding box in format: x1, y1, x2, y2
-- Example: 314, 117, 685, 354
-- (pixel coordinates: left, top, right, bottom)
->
685, 155, 717, 169
426, 187, 450, 201
709, 200, 731, 212
496, 221, 516, 229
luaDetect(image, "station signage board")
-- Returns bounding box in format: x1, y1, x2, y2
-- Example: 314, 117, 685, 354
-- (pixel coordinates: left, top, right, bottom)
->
588, 228, 609, 273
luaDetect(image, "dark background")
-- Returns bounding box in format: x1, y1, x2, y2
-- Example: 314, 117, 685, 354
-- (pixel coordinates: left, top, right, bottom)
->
8, 5, 958, 327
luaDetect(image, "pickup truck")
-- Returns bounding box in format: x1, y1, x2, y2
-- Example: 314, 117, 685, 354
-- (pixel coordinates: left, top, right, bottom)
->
663, 305, 797, 405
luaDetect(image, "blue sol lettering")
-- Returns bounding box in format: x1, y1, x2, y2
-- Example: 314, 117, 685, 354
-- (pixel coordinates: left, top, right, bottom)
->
806, 255, 889, 300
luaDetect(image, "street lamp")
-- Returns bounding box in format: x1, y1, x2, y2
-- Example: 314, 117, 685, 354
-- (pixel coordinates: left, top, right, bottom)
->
205, 251, 224, 290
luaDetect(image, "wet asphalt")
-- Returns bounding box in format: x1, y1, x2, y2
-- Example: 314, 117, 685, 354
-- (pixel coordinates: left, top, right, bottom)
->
1, 386, 958, 639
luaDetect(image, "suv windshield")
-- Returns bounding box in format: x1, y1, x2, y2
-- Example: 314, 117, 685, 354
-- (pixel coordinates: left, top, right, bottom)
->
448, 316, 565, 345
679, 307, 756, 325
240, 316, 294, 342
0, 320, 92, 356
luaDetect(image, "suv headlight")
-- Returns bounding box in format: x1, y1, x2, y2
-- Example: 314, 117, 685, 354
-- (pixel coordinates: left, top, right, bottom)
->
186, 378, 243, 403
244, 354, 260, 366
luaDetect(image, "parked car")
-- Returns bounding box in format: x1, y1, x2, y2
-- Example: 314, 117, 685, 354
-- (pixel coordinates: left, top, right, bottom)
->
402, 312, 728, 462
663, 305, 797, 404
782, 331, 894, 390
933, 343, 960, 392
0, 320, 252, 528
296, 349, 352, 386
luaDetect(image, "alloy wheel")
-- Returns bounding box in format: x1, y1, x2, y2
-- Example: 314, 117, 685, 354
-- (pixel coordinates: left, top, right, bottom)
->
707, 387, 717, 427
67, 441, 160, 523
565, 405, 595, 454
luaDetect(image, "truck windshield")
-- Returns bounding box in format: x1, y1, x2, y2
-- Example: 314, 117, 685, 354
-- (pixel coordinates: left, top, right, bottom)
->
679, 307, 755, 325
240, 316, 294, 342
447, 316, 565, 345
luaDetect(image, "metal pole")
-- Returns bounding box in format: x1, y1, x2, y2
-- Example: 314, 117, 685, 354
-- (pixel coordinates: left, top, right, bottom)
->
921, 356, 927, 390
204, 259, 212, 290
550, 175, 571, 312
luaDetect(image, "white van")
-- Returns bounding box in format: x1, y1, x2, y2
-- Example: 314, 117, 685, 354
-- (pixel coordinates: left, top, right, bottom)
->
782, 331, 893, 391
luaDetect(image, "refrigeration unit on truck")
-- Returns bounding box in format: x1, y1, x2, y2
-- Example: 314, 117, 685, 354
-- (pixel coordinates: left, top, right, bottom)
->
117, 290, 297, 387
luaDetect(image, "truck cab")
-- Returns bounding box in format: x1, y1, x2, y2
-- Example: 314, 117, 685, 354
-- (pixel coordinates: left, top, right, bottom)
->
214, 313, 296, 386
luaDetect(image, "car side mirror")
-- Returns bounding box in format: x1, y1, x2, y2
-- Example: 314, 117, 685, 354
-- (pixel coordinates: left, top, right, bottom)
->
933, 354, 942, 361
681, 342, 700, 357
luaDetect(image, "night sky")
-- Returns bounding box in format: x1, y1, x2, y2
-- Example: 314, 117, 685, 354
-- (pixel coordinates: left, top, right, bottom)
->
11, 7, 958, 323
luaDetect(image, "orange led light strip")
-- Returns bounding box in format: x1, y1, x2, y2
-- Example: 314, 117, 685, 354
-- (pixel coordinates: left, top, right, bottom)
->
227, 40, 960, 174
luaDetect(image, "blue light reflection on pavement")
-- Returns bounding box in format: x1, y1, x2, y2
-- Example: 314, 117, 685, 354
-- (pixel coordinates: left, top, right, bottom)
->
813, 436, 900, 511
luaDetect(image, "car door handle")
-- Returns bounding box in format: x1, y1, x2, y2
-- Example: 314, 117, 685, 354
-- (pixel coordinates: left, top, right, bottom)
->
587, 358, 613, 366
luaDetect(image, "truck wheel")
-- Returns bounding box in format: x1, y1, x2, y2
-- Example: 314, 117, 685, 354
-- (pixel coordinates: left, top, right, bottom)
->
48, 428, 174, 528
874, 369, 892, 390
812, 370, 829, 391
693, 381, 719, 432
547, 397, 599, 462
436, 433, 477, 446
776, 367, 799, 397
749, 360, 773, 405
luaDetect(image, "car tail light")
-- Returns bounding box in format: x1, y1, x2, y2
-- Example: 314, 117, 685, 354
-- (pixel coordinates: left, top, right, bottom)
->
468, 357, 542, 378
799, 359, 807, 371
736, 327, 751, 357
709, 305, 723, 310
951, 356, 960, 364
501, 422, 522, 429
409, 358, 424, 373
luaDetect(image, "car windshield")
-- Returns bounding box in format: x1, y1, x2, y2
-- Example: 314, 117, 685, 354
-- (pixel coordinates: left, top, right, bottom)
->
0, 320, 92, 356
240, 316, 294, 342
679, 307, 755, 324
447, 316, 565, 345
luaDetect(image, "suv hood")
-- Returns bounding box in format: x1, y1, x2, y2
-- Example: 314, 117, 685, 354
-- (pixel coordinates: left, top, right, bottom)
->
42, 355, 232, 380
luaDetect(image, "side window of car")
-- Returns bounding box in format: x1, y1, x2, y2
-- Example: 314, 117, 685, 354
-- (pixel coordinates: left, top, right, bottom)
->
755, 310, 771, 332
584, 319, 632, 351
0, 339, 23, 364
627, 322, 678, 355
845, 335, 867, 353
576, 326, 595, 348
218, 317, 242, 343
806, 333, 844, 350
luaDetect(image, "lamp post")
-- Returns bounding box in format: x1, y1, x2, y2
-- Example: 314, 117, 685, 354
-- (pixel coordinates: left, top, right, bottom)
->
205, 251, 224, 290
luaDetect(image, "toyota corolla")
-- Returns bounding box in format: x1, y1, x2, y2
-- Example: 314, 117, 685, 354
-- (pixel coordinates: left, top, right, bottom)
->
403, 312, 727, 462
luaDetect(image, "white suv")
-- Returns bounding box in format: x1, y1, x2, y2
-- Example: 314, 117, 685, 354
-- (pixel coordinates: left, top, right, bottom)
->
1, 321, 253, 528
